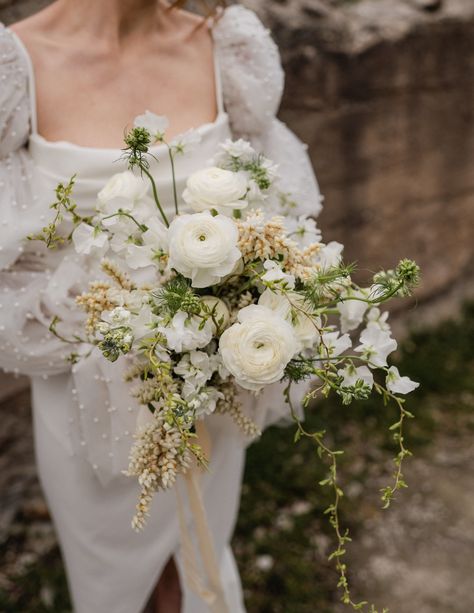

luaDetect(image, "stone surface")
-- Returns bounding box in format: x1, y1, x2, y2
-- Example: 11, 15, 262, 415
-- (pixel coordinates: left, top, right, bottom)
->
247, 0, 474, 329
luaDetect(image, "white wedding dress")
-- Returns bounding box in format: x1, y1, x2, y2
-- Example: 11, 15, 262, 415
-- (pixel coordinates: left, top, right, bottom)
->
0, 6, 322, 613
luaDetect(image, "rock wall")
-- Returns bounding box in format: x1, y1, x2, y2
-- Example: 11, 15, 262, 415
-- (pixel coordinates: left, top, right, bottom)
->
247, 0, 474, 328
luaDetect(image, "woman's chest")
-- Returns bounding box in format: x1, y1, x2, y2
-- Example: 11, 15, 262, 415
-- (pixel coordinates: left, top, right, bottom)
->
32, 41, 219, 148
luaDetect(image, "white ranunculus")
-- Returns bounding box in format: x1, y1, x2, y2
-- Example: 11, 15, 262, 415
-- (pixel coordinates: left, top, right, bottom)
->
386, 366, 419, 395
182, 167, 248, 213
258, 288, 318, 351
72, 223, 108, 256
97, 171, 149, 217
168, 211, 242, 288
219, 304, 298, 392
200, 296, 231, 331
134, 110, 169, 139
160, 311, 213, 353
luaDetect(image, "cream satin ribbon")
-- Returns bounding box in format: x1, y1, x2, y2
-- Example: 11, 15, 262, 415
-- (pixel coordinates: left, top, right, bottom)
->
176, 421, 230, 613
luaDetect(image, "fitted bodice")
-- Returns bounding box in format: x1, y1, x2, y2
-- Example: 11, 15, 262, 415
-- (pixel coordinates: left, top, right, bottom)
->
28, 112, 232, 218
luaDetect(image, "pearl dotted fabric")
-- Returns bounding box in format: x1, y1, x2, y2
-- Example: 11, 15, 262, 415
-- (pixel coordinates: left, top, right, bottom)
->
0, 11, 320, 612
0, 6, 318, 475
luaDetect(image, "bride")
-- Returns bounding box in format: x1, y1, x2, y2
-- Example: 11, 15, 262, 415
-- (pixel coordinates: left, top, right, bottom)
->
0, 1, 321, 611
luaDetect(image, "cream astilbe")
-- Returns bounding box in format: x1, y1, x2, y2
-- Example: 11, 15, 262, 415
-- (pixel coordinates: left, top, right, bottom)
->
101, 257, 134, 290
76, 281, 117, 333
236, 210, 321, 279
216, 379, 261, 439
126, 412, 192, 530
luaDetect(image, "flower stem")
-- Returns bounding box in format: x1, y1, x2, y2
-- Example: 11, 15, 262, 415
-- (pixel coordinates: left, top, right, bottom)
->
141, 166, 169, 227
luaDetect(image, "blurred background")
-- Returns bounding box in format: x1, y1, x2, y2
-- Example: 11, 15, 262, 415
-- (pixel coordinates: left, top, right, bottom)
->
0, 0, 473, 611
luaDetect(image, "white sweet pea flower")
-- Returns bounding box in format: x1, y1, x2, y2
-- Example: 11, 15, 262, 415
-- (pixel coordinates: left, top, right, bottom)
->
97, 171, 148, 216
123, 218, 169, 270
261, 260, 295, 289
285, 215, 322, 248
366, 307, 391, 331
160, 311, 213, 352
355, 326, 397, 368
134, 110, 169, 140
258, 288, 319, 351
170, 128, 202, 153
386, 366, 419, 395
337, 290, 370, 333
338, 364, 374, 389
183, 167, 248, 213
219, 304, 298, 392
129, 305, 157, 340
72, 223, 108, 256
168, 211, 242, 288
317, 241, 344, 270
214, 138, 257, 165
318, 331, 352, 358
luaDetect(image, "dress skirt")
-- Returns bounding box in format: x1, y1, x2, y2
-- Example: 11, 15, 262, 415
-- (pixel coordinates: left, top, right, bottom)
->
31, 373, 247, 613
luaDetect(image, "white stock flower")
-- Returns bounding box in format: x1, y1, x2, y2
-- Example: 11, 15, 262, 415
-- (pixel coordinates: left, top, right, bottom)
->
285, 215, 322, 248
338, 364, 374, 389
337, 290, 370, 333
261, 260, 295, 289
72, 223, 108, 256
160, 311, 213, 353
134, 110, 169, 139
183, 167, 248, 213
97, 171, 148, 216
317, 241, 344, 270
174, 350, 216, 388
355, 326, 397, 368
258, 288, 319, 351
386, 366, 419, 395
183, 385, 223, 417
219, 304, 298, 392
168, 211, 242, 288
101, 306, 132, 327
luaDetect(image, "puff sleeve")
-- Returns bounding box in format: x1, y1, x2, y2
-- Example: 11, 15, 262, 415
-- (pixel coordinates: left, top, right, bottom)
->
213, 5, 323, 219
0, 24, 86, 377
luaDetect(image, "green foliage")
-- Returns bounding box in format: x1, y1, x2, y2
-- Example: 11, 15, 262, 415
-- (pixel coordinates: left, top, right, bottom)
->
152, 275, 202, 318
27, 176, 90, 248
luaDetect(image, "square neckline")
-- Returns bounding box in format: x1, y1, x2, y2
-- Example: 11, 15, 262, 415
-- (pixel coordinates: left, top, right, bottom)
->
7, 17, 226, 153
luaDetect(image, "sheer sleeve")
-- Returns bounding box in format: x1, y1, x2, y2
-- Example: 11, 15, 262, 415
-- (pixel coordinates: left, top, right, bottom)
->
213, 5, 323, 219
0, 24, 84, 377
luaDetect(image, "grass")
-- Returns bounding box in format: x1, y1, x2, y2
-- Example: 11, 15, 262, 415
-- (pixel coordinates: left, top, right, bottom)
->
0, 303, 473, 612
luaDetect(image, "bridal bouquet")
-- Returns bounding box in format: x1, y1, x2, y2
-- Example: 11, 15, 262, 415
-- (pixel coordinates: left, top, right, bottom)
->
30, 112, 420, 611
